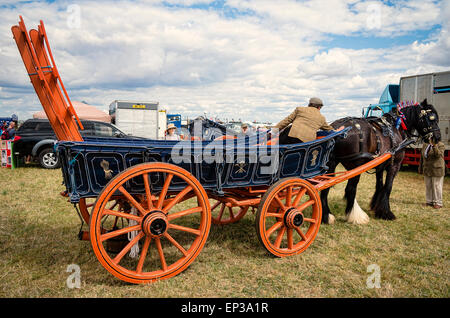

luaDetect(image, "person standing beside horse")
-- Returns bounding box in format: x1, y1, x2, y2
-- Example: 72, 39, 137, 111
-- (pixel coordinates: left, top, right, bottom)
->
419, 136, 445, 209
274, 97, 343, 144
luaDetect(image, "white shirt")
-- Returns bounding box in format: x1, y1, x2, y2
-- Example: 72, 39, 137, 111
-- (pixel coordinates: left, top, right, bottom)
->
165, 134, 180, 141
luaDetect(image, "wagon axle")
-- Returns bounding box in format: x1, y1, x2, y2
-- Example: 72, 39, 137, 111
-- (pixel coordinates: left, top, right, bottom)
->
142, 211, 168, 237
284, 208, 304, 228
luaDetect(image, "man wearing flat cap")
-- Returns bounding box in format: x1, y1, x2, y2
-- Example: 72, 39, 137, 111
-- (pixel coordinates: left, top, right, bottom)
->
275, 97, 342, 144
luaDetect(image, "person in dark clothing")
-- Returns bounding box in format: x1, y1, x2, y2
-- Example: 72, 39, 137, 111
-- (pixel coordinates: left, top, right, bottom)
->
7, 121, 16, 139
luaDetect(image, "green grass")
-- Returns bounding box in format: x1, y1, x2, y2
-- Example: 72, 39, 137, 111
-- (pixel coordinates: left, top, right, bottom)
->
0, 165, 448, 297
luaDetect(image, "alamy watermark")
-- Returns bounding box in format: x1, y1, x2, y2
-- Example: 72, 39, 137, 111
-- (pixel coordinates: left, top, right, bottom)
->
366, 3, 381, 30
67, 4, 82, 29
66, 264, 81, 289
366, 264, 381, 289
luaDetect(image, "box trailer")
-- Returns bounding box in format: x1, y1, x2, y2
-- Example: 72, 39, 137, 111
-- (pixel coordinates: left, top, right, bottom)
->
399, 71, 450, 167
109, 100, 167, 139
363, 71, 450, 168
167, 114, 182, 128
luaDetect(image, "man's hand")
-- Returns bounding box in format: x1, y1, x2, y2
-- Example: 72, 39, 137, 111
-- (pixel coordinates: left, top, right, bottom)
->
336, 125, 345, 131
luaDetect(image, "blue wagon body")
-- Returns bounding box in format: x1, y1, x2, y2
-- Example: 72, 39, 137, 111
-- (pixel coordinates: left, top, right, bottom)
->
57, 129, 347, 203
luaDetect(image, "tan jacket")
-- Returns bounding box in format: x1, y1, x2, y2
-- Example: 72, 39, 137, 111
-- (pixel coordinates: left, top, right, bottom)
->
275, 106, 334, 142
419, 141, 445, 177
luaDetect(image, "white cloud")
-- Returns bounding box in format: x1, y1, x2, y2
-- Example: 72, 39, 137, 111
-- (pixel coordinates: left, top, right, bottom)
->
299, 49, 354, 78
0, 0, 448, 124
226, 0, 442, 37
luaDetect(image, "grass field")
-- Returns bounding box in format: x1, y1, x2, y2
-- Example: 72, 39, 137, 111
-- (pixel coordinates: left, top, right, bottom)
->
0, 164, 448, 298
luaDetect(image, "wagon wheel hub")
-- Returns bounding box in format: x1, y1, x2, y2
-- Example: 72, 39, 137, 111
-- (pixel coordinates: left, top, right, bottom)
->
142, 211, 168, 238
284, 207, 304, 228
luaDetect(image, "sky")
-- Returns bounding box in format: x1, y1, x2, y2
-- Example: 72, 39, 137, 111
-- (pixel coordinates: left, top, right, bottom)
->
0, 0, 449, 124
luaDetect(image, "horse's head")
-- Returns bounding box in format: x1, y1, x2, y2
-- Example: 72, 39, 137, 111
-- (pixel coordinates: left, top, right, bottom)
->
416, 99, 441, 142
399, 99, 441, 142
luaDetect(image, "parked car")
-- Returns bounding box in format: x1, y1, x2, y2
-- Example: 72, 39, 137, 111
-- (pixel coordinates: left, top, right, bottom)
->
14, 119, 131, 169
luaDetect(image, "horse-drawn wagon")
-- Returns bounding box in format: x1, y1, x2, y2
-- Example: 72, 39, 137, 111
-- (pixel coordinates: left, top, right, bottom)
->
12, 17, 404, 284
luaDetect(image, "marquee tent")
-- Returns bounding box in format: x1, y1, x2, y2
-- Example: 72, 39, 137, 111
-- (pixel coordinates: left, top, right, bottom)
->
33, 101, 111, 123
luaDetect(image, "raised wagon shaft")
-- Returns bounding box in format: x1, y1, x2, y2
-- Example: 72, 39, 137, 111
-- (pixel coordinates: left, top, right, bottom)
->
11, 16, 83, 141
307, 152, 392, 191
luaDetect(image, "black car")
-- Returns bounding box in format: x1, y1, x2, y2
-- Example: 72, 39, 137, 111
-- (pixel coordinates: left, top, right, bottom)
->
14, 119, 130, 169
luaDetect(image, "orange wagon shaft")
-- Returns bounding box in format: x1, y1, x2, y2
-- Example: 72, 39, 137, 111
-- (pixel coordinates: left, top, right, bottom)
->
11, 16, 83, 142
307, 152, 392, 191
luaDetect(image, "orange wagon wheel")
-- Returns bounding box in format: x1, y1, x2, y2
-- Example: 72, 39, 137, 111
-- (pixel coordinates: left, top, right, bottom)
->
255, 177, 322, 257
78, 197, 123, 224
210, 201, 249, 225
78, 198, 95, 224
90, 162, 211, 284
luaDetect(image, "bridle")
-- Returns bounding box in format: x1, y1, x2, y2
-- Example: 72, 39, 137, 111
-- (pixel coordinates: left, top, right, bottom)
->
396, 101, 440, 141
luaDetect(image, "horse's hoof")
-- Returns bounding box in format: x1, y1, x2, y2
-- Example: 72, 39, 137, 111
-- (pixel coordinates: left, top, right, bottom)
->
376, 211, 396, 220
384, 211, 396, 220
346, 199, 370, 225
328, 214, 335, 224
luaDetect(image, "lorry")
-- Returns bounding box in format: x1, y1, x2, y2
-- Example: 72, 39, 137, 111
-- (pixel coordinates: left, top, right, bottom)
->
363, 71, 450, 168
109, 100, 167, 139
167, 114, 182, 128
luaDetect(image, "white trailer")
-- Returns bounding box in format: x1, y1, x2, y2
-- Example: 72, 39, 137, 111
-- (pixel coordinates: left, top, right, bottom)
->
399, 71, 450, 147
398, 71, 450, 167
109, 100, 167, 139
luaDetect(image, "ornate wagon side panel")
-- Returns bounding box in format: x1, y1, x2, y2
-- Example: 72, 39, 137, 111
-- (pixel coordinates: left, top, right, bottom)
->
278, 147, 308, 179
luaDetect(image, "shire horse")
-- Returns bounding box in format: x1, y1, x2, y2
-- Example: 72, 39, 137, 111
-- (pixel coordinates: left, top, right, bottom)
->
320, 99, 441, 224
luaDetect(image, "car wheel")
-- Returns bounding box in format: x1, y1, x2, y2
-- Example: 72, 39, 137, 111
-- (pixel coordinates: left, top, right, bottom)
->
38, 148, 60, 169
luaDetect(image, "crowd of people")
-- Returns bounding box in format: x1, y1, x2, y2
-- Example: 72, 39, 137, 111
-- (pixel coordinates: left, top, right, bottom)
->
1, 119, 17, 140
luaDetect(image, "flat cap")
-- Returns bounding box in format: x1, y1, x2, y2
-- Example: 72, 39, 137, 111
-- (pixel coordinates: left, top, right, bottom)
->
308, 97, 323, 106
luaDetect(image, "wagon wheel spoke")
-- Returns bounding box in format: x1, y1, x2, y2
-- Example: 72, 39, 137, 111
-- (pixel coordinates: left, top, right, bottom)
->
211, 201, 221, 211
296, 199, 315, 212
103, 209, 142, 223
217, 204, 225, 221
164, 232, 189, 257
292, 187, 307, 207
157, 173, 174, 209
287, 228, 293, 250
167, 206, 203, 221
210, 199, 249, 225
142, 173, 154, 211
154, 237, 167, 271
295, 227, 307, 241
303, 217, 316, 224
136, 236, 152, 274
274, 195, 286, 210
228, 207, 235, 220
162, 185, 192, 213
118, 186, 146, 216
266, 221, 283, 237
100, 224, 142, 242
274, 226, 286, 248
168, 223, 201, 236
110, 201, 119, 210
286, 186, 293, 206
266, 211, 284, 218
112, 231, 145, 265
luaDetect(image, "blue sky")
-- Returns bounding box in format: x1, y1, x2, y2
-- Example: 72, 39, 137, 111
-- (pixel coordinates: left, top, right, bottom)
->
0, 0, 449, 123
